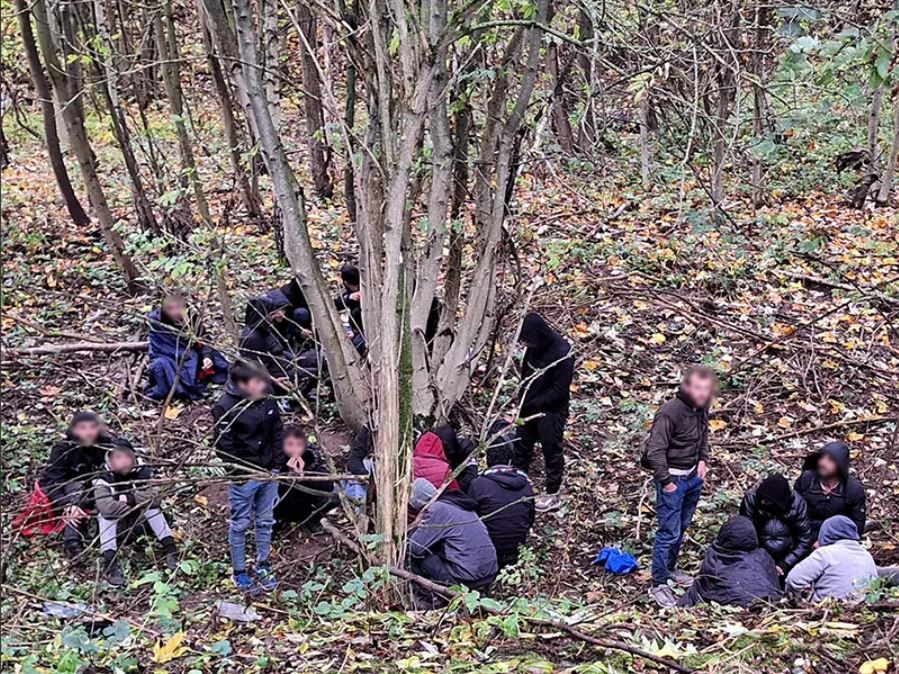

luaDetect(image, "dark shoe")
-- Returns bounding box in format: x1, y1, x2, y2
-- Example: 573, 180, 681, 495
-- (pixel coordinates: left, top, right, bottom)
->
161, 541, 179, 572
255, 563, 279, 592
304, 519, 324, 535
233, 570, 262, 597
102, 552, 126, 588
65, 543, 85, 564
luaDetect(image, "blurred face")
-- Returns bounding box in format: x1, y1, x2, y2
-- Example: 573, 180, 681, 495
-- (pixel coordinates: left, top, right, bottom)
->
817, 453, 839, 480
109, 450, 135, 474
283, 434, 307, 459
239, 376, 268, 399
71, 420, 101, 446
163, 298, 187, 323
683, 374, 715, 408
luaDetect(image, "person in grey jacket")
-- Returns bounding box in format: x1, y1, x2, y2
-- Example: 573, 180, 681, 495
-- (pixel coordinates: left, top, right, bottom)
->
407, 479, 498, 592
785, 515, 877, 603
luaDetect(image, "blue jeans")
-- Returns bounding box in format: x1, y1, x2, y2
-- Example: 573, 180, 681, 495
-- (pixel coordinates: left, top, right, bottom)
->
651, 473, 703, 585
228, 480, 278, 572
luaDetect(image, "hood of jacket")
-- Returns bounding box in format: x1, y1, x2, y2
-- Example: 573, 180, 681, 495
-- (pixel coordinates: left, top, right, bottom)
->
439, 489, 478, 511
411, 477, 437, 510
414, 432, 449, 462
519, 313, 568, 359
714, 515, 759, 553
244, 296, 287, 331
818, 514, 860, 546
802, 441, 851, 479
433, 427, 462, 464
482, 466, 530, 491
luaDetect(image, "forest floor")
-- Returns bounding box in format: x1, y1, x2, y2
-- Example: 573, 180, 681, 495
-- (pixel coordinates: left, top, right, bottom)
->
1, 107, 898, 674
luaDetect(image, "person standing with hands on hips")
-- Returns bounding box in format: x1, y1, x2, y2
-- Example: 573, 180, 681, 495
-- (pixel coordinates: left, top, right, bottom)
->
642, 366, 716, 607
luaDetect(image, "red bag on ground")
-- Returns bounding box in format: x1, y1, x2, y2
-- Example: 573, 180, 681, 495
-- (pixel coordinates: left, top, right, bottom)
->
13, 482, 64, 537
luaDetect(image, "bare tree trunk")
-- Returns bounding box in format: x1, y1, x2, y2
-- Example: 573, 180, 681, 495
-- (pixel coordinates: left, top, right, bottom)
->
33, 0, 143, 293
297, 2, 334, 199
232, 0, 369, 429
639, 94, 652, 190
750, 2, 771, 207
868, 87, 883, 167
16, 0, 90, 226
548, 43, 575, 154
154, 0, 211, 227
260, 0, 281, 130
876, 97, 899, 205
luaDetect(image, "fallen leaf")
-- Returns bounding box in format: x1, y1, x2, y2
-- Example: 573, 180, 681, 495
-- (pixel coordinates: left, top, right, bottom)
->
164, 406, 181, 420
152, 631, 189, 664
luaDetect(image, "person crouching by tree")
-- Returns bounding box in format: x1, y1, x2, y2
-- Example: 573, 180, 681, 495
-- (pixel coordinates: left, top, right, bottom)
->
794, 441, 866, 541
469, 427, 535, 568
212, 362, 285, 595
407, 478, 498, 607
335, 263, 365, 353
147, 294, 229, 401
274, 427, 336, 535
642, 365, 716, 608
740, 474, 814, 579
92, 439, 178, 587
41, 412, 119, 562
512, 313, 574, 513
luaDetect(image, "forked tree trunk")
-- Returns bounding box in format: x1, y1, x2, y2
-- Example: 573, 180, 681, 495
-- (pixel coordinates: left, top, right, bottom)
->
33, 0, 143, 293
16, 0, 90, 226
297, 2, 334, 199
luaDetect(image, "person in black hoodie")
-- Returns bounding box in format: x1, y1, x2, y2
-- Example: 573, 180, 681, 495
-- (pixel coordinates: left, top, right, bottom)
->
740, 474, 814, 577
335, 264, 365, 352
274, 427, 336, 534
469, 432, 535, 567
212, 363, 285, 595
678, 516, 782, 608
92, 439, 178, 586
795, 441, 866, 540
41, 412, 119, 561
432, 426, 478, 493
267, 277, 312, 331
512, 313, 574, 513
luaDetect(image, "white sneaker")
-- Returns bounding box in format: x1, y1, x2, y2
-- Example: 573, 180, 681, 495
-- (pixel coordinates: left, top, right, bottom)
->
650, 584, 677, 608
535, 493, 562, 512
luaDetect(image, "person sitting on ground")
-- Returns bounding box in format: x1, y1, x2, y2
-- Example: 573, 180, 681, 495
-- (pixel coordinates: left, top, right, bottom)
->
794, 441, 866, 541
468, 432, 535, 568
92, 439, 178, 587
740, 474, 814, 577
147, 294, 229, 400
335, 263, 365, 352
407, 478, 498, 594
785, 515, 878, 603
512, 312, 574, 513
678, 515, 782, 608
41, 412, 120, 561
274, 427, 336, 534
432, 426, 478, 492
212, 362, 285, 595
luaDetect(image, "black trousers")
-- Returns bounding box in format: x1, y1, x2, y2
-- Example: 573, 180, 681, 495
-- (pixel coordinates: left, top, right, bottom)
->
274, 483, 334, 528
513, 410, 567, 494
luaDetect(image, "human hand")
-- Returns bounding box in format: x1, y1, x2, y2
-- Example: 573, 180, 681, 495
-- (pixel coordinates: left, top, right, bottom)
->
63, 505, 88, 525
202, 357, 213, 370
697, 461, 708, 480
775, 565, 784, 576
287, 454, 305, 475
662, 482, 678, 494
118, 494, 129, 503
349, 292, 361, 302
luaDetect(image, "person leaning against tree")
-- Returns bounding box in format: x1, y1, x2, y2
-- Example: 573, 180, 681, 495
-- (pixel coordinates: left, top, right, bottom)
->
642, 365, 716, 608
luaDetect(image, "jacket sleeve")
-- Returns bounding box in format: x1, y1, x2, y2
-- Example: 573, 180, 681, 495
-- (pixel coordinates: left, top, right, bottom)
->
783, 497, 814, 570
408, 512, 445, 559
347, 427, 372, 475
271, 407, 287, 473
93, 480, 133, 519
41, 443, 73, 507
699, 410, 710, 463
644, 410, 675, 484
212, 403, 240, 465
785, 550, 826, 596
130, 467, 161, 507
522, 358, 574, 414
846, 481, 867, 536
738, 492, 756, 519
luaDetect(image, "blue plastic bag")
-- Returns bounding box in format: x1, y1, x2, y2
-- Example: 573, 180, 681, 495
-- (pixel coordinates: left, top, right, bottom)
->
593, 546, 638, 574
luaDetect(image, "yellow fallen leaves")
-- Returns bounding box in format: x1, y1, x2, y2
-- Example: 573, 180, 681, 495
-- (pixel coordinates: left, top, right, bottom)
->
859, 658, 890, 674
164, 405, 182, 420
709, 419, 728, 432
152, 631, 188, 664
650, 333, 666, 344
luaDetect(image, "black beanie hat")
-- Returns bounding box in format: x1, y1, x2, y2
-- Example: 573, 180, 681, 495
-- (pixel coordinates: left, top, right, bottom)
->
757, 474, 792, 512
70, 411, 99, 426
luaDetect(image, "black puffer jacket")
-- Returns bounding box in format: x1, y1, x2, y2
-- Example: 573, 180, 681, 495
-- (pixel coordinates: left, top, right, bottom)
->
469, 466, 535, 565
794, 441, 866, 539
642, 389, 710, 485
519, 313, 574, 415
240, 296, 294, 379
739, 488, 814, 570
212, 380, 285, 473
41, 432, 119, 508
347, 426, 373, 475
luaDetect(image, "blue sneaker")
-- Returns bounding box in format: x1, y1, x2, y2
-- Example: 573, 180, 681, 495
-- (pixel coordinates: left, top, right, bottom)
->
233, 570, 261, 596
256, 563, 278, 592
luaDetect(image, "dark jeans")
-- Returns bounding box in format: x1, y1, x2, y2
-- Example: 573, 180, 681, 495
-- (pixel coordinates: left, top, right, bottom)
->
651, 473, 703, 585
513, 410, 567, 493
